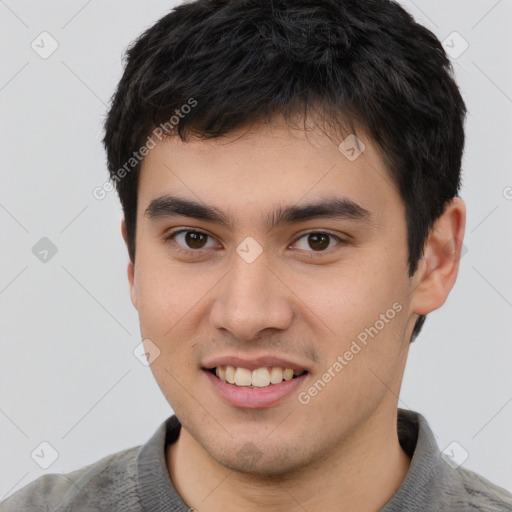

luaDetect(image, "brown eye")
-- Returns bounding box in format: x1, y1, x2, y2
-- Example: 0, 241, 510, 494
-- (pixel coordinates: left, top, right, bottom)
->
184, 231, 207, 249
306, 233, 330, 251
166, 229, 217, 252
293, 232, 342, 253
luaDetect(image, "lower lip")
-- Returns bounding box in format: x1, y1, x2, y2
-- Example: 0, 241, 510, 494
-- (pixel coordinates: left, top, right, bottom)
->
203, 369, 309, 409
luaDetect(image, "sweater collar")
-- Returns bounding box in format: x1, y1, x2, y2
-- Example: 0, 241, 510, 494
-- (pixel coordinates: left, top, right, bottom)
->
136, 409, 447, 511
136, 415, 185, 511
381, 408, 450, 511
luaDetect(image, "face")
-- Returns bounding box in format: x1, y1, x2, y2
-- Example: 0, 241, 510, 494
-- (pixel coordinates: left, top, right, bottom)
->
126, 116, 418, 476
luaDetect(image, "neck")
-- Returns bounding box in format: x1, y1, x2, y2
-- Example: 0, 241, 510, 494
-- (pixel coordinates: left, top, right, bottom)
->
166, 407, 411, 512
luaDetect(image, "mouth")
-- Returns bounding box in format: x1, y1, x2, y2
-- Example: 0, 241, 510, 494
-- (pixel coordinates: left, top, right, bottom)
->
204, 366, 309, 388
203, 365, 310, 409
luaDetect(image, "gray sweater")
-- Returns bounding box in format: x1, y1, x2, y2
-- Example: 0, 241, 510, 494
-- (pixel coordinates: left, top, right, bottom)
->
1, 409, 511, 511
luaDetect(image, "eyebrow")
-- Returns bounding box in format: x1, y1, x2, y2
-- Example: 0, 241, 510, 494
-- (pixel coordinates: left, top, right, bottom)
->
144, 194, 373, 232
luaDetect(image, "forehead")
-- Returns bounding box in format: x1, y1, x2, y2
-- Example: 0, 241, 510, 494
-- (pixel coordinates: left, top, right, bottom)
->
137, 117, 403, 227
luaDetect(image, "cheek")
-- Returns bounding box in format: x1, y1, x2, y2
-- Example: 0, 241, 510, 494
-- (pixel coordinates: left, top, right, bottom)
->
133, 259, 216, 384
302, 257, 409, 381
307, 259, 403, 329
299, 284, 407, 430
133, 252, 206, 334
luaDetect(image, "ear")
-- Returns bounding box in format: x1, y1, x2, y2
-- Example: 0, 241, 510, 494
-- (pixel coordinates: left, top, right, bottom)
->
410, 197, 466, 315
121, 218, 138, 310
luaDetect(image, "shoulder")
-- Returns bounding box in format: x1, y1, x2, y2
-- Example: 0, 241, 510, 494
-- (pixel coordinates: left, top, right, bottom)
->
446, 465, 512, 511
0, 445, 142, 512
393, 409, 512, 511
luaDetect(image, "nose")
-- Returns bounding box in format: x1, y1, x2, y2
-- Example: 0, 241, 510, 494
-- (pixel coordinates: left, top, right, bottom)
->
209, 249, 294, 340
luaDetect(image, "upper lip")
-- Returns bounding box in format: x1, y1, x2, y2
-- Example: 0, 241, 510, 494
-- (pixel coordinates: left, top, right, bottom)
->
202, 355, 309, 373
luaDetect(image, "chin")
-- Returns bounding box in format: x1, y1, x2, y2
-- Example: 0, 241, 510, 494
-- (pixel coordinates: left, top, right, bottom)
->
208, 441, 310, 477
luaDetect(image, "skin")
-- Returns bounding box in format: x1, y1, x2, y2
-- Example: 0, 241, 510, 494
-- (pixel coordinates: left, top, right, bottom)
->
121, 115, 466, 512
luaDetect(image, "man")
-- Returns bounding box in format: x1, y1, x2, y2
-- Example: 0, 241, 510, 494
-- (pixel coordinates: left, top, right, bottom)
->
2, 0, 511, 510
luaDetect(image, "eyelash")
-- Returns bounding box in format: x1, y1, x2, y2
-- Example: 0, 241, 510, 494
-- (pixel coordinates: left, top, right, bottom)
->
164, 229, 345, 258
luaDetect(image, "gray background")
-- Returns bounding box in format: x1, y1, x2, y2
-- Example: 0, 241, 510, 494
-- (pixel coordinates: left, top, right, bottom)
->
1, 0, 511, 500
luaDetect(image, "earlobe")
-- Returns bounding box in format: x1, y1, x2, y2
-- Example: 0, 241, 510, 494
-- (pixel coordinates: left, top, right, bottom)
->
410, 198, 466, 316
127, 260, 138, 310
121, 218, 138, 310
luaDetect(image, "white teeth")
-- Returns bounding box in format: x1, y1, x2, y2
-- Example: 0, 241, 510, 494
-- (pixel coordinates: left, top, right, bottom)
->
216, 366, 226, 380
214, 365, 304, 387
270, 367, 284, 384
234, 367, 252, 386
225, 365, 236, 384
283, 368, 294, 381
251, 367, 270, 387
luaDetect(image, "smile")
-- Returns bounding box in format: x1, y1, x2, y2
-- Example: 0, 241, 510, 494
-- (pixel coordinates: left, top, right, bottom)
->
203, 366, 310, 409
210, 365, 308, 388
